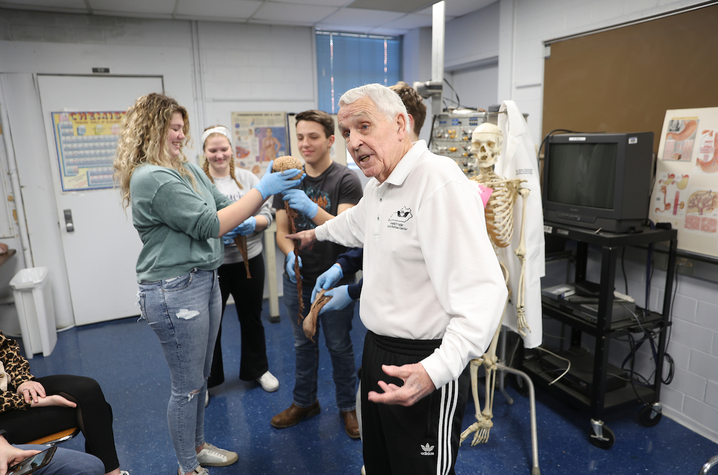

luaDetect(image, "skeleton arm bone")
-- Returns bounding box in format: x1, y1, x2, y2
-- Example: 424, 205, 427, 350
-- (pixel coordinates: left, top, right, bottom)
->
514, 187, 530, 335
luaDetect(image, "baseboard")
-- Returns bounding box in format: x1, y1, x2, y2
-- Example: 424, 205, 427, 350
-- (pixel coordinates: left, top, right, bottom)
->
664, 407, 718, 444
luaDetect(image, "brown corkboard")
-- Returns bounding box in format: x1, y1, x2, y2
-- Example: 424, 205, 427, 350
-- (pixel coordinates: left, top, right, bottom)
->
542, 4, 718, 154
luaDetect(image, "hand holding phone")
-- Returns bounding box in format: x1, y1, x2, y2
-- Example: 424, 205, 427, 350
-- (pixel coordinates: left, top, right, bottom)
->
7, 446, 56, 475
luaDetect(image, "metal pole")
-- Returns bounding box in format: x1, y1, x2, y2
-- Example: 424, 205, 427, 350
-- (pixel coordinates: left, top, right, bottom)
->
431, 1, 445, 113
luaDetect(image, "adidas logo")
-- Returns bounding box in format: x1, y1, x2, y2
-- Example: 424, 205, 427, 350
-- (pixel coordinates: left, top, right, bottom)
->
420, 443, 434, 456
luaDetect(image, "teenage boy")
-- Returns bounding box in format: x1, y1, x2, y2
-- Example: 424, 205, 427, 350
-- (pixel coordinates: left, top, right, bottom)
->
270, 110, 363, 439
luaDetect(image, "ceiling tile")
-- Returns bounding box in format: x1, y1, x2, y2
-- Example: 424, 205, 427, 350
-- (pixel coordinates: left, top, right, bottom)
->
176, 0, 262, 19
346, 0, 436, 13
252, 2, 340, 23
278, 0, 349, 6
0, 0, 492, 36
417, 0, 496, 17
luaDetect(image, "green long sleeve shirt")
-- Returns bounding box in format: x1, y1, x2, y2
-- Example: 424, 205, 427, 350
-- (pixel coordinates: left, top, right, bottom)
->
130, 162, 233, 283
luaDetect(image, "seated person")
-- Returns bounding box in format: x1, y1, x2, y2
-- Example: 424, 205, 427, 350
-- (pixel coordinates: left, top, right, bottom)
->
0, 431, 105, 475
0, 332, 128, 475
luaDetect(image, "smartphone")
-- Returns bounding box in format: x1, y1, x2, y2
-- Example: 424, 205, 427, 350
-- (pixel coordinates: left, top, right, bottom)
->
7, 445, 57, 475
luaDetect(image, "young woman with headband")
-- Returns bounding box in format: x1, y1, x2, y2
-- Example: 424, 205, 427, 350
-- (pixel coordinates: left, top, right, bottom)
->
201, 125, 279, 400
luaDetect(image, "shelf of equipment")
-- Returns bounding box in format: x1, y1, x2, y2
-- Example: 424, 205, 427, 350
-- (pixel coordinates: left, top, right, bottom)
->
520, 223, 677, 449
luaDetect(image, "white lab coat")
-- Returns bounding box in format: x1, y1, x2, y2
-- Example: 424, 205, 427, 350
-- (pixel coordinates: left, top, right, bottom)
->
495, 100, 545, 349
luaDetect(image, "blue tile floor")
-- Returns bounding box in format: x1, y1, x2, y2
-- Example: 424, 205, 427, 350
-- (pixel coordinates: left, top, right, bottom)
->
19, 298, 718, 474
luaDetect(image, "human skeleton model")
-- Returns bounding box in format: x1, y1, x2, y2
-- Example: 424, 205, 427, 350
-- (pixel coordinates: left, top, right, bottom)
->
461, 122, 530, 445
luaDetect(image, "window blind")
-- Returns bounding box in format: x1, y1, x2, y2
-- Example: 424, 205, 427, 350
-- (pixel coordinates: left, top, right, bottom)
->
316, 31, 402, 114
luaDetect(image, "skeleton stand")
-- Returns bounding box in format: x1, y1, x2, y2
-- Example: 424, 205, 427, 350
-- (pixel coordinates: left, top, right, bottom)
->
459, 123, 539, 474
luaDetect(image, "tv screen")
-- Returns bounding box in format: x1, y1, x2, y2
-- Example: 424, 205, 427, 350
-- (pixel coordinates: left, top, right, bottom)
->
546, 143, 617, 210
542, 132, 654, 233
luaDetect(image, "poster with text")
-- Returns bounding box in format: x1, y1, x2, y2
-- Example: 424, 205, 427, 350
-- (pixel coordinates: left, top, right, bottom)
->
51, 111, 125, 191
649, 107, 718, 258
229, 112, 288, 176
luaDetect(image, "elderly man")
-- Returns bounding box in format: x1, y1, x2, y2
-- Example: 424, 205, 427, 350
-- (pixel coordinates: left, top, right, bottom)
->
288, 84, 506, 475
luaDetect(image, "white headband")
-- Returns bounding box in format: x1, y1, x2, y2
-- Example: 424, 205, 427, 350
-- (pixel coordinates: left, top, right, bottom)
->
201, 126, 233, 149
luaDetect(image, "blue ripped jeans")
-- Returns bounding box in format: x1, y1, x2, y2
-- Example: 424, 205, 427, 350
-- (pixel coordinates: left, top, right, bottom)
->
139, 269, 222, 474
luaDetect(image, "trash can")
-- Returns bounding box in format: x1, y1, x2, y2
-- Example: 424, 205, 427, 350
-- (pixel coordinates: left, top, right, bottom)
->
9, 267, 57, 359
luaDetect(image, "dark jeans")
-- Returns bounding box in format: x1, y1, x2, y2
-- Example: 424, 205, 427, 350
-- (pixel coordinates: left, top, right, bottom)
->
209, 254, 269, 387
0, 374, 120, 473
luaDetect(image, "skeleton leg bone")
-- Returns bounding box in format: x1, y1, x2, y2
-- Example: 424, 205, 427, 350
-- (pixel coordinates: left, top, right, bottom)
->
460, 264, 510, 445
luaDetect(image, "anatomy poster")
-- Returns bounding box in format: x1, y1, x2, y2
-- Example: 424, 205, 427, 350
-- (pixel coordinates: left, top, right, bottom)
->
229, 112, 287, 176
649, 107, 718, 258
661, 117, 698, 162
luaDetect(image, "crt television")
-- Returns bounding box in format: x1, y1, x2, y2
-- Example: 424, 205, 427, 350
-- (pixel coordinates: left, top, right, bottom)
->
542, 132, 654, 233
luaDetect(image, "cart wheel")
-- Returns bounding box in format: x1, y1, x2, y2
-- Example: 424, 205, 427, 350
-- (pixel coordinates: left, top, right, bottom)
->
589, 425, 615, 449
510, 373, 529, 397
638, 405, 662, 427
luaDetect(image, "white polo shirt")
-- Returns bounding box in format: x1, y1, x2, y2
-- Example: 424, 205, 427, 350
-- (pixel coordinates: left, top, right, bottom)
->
316, 141, 507, 389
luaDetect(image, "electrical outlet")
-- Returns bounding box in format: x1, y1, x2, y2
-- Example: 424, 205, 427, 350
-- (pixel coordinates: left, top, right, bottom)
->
676, 257, 694, 276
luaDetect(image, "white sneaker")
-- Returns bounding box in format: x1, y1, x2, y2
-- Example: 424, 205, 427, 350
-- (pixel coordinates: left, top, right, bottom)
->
178, 467, 209, 475
196, 442, 238, 467
361, 465, 366, 475
256, 371, 279, 392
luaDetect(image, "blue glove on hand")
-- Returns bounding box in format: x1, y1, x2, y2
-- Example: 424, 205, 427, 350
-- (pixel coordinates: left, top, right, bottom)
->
236, 216, 256, 236
311, 263, 343, 303
254, 160, 304, 200
222, 225, 242, 245
319, 285, 353, 315
282, 189, 319, 219
286, 251, 303, 283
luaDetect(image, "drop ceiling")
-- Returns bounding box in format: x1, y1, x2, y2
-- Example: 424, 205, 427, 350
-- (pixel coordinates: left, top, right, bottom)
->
0, 0, 496, 36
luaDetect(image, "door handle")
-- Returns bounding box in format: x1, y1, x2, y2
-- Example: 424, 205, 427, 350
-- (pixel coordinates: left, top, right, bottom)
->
63, 209, 74, 232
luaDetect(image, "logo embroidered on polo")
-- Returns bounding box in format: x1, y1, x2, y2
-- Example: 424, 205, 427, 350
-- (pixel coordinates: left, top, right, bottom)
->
388, 206, 413, 230
420, 443, 434, 456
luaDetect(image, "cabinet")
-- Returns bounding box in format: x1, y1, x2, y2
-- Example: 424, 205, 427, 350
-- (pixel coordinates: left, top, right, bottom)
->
521, 223, 677, 449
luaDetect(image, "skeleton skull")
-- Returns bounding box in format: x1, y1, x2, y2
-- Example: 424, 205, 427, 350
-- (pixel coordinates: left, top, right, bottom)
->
471, 123, 503, 167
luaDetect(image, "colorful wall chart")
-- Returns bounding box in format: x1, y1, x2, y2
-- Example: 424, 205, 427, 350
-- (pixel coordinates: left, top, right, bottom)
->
51, 111, 125, 191
649, 107, 718, 258
229, 112, 288, 176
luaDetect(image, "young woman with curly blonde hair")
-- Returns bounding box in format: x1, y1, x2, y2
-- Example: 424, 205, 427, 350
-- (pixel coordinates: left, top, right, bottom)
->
113, 93, 301, 475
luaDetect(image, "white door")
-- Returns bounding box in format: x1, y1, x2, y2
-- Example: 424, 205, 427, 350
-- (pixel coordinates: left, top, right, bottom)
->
37, 75, 163, 325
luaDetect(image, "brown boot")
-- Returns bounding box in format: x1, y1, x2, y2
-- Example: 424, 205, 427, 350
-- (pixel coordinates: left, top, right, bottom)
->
341, 409, 360, 439
271, 401, 321, 429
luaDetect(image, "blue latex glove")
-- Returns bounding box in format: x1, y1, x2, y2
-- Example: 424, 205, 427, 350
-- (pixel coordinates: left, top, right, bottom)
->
254, 160, 303, 200
311, 263, 343, 303
286, 251, 303, 283
282, 189, 319, 219
236, 216, 257, 236
222, 225, 242, 245
318, 285, 353, 315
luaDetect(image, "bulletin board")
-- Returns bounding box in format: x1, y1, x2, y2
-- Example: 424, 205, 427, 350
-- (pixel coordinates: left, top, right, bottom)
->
542, 2, 718, 258
542, 3, 718, 152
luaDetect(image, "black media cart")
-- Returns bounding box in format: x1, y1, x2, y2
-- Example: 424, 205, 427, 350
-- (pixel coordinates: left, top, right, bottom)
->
520, 223, 677, 449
